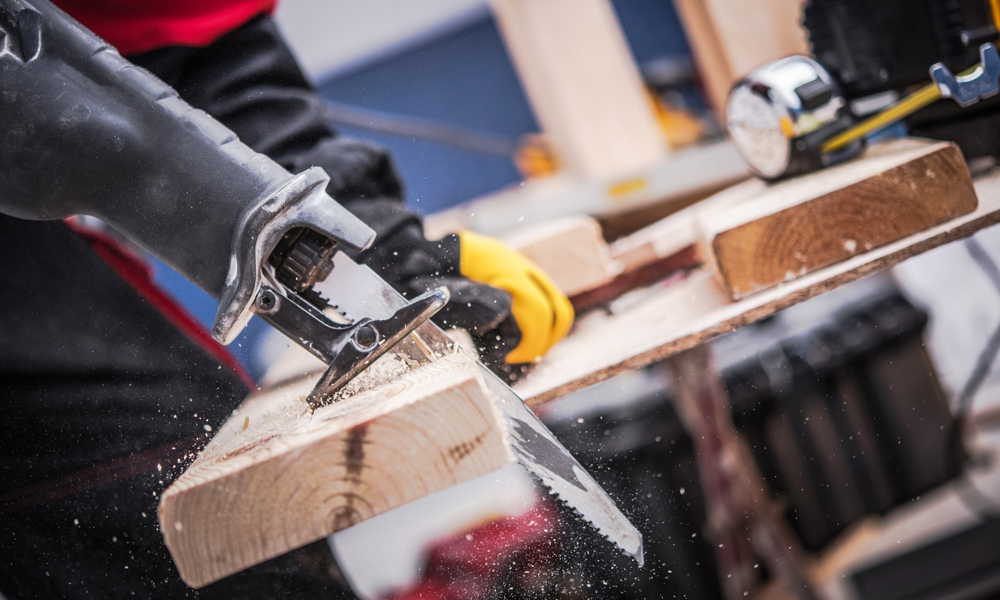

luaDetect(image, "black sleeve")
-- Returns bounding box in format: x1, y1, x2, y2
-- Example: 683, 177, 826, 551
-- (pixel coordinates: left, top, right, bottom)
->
127, 15, 411, 243
126, 15, 521, 371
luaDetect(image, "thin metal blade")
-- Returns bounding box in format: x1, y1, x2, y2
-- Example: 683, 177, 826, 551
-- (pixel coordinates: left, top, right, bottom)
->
410, 322, 643, 563
316, 253, 643, 563
314, 252, 410, 321
478, 364, 644, 566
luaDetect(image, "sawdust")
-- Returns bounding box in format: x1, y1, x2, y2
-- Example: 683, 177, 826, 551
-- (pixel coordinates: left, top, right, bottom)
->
325, 330, 474, 403
328, 352, 416, 403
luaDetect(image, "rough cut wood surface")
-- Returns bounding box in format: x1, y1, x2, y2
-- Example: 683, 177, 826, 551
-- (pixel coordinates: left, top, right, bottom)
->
514, 164, 1000, 406
707, 140, 977, 300
159, 353, 513, 588
504, 215, 621, 295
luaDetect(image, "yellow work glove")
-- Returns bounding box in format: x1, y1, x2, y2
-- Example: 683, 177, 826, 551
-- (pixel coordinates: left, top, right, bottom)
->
457, 230, 574, 364
345, 202, 572, 369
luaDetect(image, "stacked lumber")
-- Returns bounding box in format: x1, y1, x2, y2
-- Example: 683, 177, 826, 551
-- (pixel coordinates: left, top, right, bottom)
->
515, 139, 991, 406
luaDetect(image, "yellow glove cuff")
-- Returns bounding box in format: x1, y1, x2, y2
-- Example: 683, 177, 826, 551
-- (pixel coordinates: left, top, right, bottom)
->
457, 230, 574, 363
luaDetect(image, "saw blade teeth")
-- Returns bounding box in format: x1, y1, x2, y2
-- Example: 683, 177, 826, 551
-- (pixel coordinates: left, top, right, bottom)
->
529, 473, 644, 567
323, 302, 355, 324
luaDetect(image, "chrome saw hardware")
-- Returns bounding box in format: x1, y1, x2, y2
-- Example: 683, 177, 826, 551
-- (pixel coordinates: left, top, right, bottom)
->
252, 251, 449, 408
312, 259, 645, 564
729, 44, 1000, 180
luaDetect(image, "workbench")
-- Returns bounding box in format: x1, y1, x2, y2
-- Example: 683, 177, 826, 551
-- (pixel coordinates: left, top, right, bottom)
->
504, 166, 1000, 599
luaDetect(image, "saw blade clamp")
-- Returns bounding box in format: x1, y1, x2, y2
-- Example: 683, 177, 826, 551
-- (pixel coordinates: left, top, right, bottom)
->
251, 264, 449, 408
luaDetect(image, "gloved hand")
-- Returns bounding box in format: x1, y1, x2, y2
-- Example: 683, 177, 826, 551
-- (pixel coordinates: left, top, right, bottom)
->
349, 201, 573, 367
454, 230, 574, 364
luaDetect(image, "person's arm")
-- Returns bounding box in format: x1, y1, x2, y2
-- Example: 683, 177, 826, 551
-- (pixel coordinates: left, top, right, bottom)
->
128, 15, 573, 370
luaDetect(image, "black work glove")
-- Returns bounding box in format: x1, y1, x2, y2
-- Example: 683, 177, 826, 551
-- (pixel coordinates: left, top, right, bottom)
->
344, 199, 520, 349
344, 200, 575, 384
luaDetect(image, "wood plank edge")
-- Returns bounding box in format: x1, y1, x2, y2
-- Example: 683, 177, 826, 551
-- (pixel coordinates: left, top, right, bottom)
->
525, 206, 1000, 407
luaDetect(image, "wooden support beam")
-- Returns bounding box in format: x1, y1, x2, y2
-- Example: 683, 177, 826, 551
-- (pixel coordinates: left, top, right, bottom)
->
159, 353, 514, 588
490, 0, 670, 180
704, 140, 978, 300
673, 0, 809, 116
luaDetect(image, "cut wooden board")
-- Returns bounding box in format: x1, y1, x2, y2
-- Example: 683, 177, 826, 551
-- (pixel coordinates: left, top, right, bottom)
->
513, 166, 1000, 406
568, 245, 700, 313
609, 201, 702, 269
504, 215, 621, 295
490, 0, 669, 180
159, 353, 514, 588
703, 139, 978, 300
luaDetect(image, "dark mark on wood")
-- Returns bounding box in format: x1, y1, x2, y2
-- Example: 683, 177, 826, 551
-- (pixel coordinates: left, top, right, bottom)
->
448, 431, 488, 463
332, 507, 360, 530
218, 434, 279, 462
330, 492, 371, 531
569, 244, 701, 313
344, 424, 368, 476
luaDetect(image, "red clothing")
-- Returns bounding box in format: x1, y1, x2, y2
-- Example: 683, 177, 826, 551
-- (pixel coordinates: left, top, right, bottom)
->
53, 0, 277, 55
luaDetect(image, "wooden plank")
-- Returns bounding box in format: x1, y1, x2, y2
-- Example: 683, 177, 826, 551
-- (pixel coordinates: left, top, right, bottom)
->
422, 140, 747, 240
501, 214, 703, 311
609, 202, 701, 269
673, 0, 809, 115
503, 215, 621, 295
490, 0, 669, 180
159, 353, 514, 588
705, 139, 978, 300
513, 162, 1000, 406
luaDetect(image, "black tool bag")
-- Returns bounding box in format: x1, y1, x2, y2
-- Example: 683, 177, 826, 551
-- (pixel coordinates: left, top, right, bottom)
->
725, 292, 965, 552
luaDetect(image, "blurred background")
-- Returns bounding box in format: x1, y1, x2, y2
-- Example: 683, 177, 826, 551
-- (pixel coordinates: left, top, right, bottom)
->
149, 2, 1000, 598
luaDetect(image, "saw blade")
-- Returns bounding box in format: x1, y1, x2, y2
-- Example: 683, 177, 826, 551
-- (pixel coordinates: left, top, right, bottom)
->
314, 252, 410, 322
315, 254, 643, 563
478, 364, 644, 566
